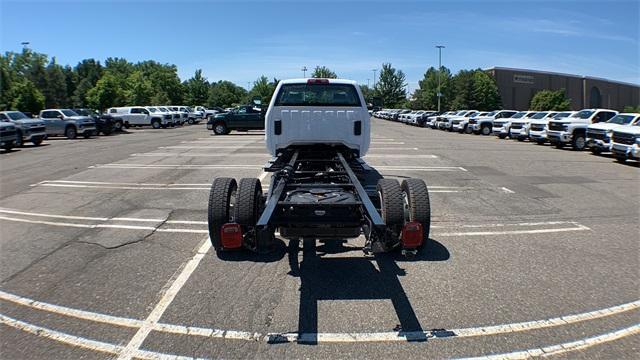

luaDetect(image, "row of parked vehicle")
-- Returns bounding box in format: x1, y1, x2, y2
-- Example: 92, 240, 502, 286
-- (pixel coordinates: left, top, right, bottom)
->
0, 105, 224, 151
373, 108, 640, 163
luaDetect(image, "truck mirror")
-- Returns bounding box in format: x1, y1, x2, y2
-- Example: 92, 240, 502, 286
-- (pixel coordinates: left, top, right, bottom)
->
252, 96, 262, 106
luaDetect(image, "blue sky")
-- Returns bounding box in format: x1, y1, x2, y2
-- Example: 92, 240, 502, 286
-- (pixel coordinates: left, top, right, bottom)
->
2, 0, 638, 91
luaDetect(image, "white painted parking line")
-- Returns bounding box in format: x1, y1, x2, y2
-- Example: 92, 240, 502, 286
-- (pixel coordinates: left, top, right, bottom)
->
88, 164, 467, 171
130, 153, 437, 159
0, 208, 206, 224
118, 238, 211, 360
500, 187, 515, 194
430, 221, 583, 229
165, 145, 265, 149
458, 324, 640, 360
0, 287, 637, 345
436, 224, 591, 237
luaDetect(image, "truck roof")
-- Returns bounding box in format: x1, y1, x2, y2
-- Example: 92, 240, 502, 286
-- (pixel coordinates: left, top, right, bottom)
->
280, 78, 358, 85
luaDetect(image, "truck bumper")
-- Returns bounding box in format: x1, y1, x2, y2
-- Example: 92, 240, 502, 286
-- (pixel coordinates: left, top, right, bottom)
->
77, 126, 96, 135
510, 128, 527, 138
23, 131, 47, 141
492, 127, 508, 136
529, 130, 547, 141
587, 138, 612, 151
547, 131, 571, 143
612, 143, 640, 160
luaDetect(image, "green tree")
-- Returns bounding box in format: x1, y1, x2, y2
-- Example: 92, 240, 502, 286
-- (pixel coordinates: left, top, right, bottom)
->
86, 73, 127, 110
184, 69, 210, 106
472, 71, 502, 111
43, 58, 69, 108
450, 69, 476, 110
10, 80, 45, 113
208, 80, 248, 108
374, 63, 406, 108
126, 71, 154, 105
73, 59, 102, 107
359, 84, 374, 104
248, 75, 277, 105
311, 66, 337, 79
623, 105, 640, 112
529, 89, 571, 111
413, 66, 453, 110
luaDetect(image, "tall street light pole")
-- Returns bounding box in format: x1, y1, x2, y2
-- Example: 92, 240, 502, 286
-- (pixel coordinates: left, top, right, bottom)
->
21, 41, 30, 50
302, 66, 307, 78
372, 69, 377, 88
436, 45, 445, 113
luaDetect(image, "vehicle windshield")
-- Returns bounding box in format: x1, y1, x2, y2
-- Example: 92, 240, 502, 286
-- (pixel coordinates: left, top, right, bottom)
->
554, 112, 572, 119
530, 112, 548, 119
607, 114, 636, 125
465, 111, 478, 117
274, 83, 361, 107
571, 110, 594, 119
61, 109, 79, 116
7, 112, 29, 120
147, 107, 158, 112
510, 112, 526, 119
159, 107, 170, 112
485, 111, 497, 117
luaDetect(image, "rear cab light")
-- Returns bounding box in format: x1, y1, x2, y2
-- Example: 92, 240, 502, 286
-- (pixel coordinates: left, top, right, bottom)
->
307, 79, 330, 84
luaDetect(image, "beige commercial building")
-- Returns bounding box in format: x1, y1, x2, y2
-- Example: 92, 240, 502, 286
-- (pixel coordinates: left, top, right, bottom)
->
485, 67, 640, 111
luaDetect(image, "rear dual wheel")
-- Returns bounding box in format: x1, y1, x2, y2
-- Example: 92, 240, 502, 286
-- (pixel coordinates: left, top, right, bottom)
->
377, 178, 431, 250
208, 177, 270, 255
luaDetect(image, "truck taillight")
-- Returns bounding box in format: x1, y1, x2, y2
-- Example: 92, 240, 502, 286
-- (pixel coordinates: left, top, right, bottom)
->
220, 223, 243, 249
307, 79, 330, 84
401, 221, 423, 248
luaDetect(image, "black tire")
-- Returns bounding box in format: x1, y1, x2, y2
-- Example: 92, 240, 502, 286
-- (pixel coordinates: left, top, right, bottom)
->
15, 131, 23, 147
152, 120, 161, 129
234, 178, 263, 227
188, 119, 194, 125
114, 120, 123, 131
208, 177, 237, 252
572, 133, 586, 151
65, 126, 77, 139
464, 125, 473, 134
2, 142, 14, 151
401, 178, 431, 245
83, 131, 92, 139
377, 179, 404, 229
32, 137, 44, 146
481, 124, 491, 135
554, 142, 564, 149
590, 148, 602, 155
123, 122, 130, 129
517, 137, 525, 142
535, 140, 545, 145
213, 122, 228, 135
616, 156, 626, 163
498, 134, 507, 139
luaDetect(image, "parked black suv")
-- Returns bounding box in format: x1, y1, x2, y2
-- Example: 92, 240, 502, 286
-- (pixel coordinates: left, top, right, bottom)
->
72, 109, 122, 135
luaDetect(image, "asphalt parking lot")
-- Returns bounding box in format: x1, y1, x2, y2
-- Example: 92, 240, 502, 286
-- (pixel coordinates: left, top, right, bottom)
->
0, 120, 638, 359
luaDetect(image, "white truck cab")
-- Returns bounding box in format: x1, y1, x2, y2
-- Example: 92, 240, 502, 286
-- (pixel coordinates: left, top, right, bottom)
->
528, 111, 575, 144
158, 106, 181, 126
469, 110, 517, 135
453, 112, 488, 133
108, 106, 171, 129
265, 78, 370, 157
445, 110, 478, 131
587, 113, 640, 154
426, 111, 454, 128
547, 108, 618, 150
509, 111, 557, 141
493, 111, 536, 139
611, 121, 640, 162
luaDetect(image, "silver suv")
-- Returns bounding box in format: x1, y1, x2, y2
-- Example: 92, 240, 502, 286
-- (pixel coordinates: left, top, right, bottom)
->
0, 111, 47, 146
39, 109, 96, 139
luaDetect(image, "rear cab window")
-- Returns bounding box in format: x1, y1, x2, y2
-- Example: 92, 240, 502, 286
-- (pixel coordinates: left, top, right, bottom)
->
274, 83, 362, 107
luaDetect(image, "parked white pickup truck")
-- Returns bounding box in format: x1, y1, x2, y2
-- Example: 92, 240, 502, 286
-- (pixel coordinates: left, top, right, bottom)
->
611, 122, 640, 162
528, 111, 574, 145
493, 111, 536, 139
469, 110, 518, 135
509, 111, 557, 141
107, 106, 172, 129
586, 113, 640, 154
547, 108, 618, 150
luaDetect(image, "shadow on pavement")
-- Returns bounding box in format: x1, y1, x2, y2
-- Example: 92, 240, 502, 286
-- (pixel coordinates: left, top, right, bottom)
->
287, 237, 450, 344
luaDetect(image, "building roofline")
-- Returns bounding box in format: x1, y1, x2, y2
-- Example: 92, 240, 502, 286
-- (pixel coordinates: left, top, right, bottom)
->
484, 67, 640, 88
